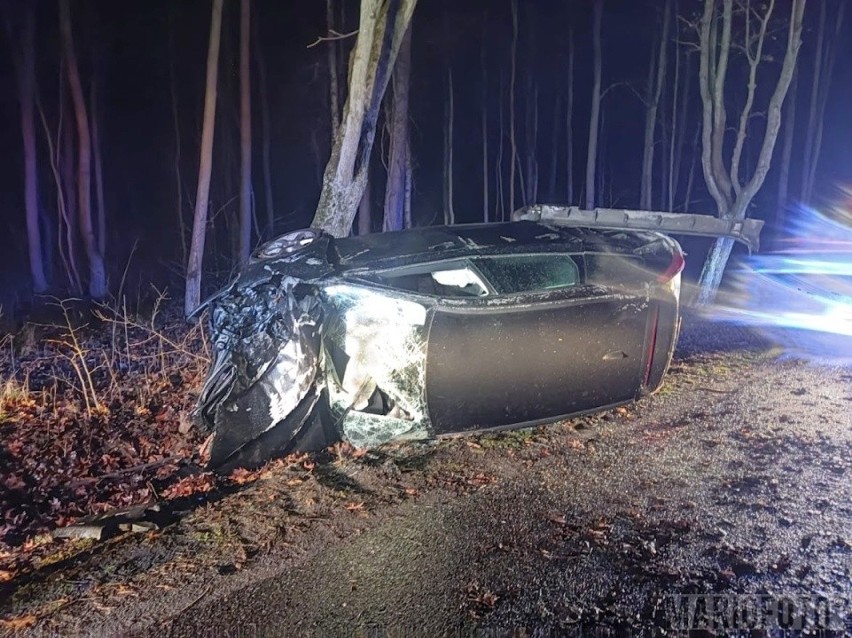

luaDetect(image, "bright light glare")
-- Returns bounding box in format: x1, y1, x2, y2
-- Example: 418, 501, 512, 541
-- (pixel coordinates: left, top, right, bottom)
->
709, 194, 852, 361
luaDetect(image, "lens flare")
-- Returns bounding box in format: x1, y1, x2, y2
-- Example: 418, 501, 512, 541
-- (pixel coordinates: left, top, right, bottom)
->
709, 194, 852, 361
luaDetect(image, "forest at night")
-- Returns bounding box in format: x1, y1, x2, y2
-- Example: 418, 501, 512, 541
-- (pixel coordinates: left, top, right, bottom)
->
1, 2, 852, 635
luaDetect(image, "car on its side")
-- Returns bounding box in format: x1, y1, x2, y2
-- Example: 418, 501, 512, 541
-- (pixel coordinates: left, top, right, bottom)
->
195, 205, 762, 471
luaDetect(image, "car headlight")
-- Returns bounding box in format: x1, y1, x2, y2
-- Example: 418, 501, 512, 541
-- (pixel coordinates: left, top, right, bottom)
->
254, 229, 321, 260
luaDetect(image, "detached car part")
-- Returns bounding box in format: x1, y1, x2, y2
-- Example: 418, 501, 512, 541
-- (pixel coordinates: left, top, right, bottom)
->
194, 208, 762, 471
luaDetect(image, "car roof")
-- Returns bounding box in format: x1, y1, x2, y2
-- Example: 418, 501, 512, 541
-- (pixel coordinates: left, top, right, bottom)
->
332, 221, 650, 269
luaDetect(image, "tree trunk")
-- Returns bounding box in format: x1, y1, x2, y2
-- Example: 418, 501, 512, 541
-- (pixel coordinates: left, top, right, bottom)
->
585, 0, 602, 210
358, 174, 371, 235
311, 0, 418, 238
776, 66, 798, 233
801, 0, 843, 206
168, 7, 187, 266
9, 4, 48, 292
90, 74, 107, 261
496, 71, 505, 221
383, 24, 412, 232
524, 79, 539, 205
548, 94, 560, 201
566, 28, 574, 204
38, 85, 82, 293
238, 0, 252, 263
508, 0, 518, 212
253, 20, 274, 238
481, 21, 489, 222
800, 1, 824, 206
443, 65, 455, 225
640, 0, 670, 210
60, 0, 106, 299
326, 0, 340, 135
185, 0, 224, 317
667, 43, 684, 212
404, 149, 413, 228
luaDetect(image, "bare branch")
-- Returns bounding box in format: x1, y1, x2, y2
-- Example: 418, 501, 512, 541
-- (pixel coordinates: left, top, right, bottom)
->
307, 28, 359, 49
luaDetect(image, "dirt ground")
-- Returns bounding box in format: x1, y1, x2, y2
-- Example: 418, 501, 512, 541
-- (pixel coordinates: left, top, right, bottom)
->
1, 318, 851, 637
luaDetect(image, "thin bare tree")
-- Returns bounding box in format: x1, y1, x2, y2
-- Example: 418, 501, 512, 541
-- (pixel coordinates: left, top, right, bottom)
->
524, 78, 539, 205
383, 24, 412, 231
311, 0, 417, 237
481, 16, 489, 222
60, 0, 106, 298
90, 72, 106, 260
168, 7, 187, 265
4, 2, 48, 292
640, 0, 671, 209
185, 0, 224, 316
508, 0, 518, 212
776, 66, 797, 232
238, 0, 252, 262
443, 65, 455, 225
585, 0, 602, 210
694, 0, 806, 304
566, 28, 575, 204
800, 0, 844, 206
253, 17, 274, 238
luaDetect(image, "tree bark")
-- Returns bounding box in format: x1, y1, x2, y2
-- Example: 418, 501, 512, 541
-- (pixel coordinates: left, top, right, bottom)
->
383, 24, 412, 232
185, 0, 224, 317
311, 0, 418, 238
585, 0, 602, 210
7, 4, 48, 292
60, 0, 106, 299
238, 0, 252, 263
326, 0, 340, 135
358, 173, 371, 235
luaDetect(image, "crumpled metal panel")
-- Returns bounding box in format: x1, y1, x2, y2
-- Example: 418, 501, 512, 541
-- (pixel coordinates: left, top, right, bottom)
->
322, 284, 433, 448
197, 274, 325, 468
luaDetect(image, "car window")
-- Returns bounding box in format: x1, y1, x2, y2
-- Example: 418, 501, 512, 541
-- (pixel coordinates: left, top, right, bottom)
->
473, 254, 580, 294
369, 264, 490, 298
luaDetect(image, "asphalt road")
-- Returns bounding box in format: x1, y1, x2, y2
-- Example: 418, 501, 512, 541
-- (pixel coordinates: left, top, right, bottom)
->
155, 324, 852, 638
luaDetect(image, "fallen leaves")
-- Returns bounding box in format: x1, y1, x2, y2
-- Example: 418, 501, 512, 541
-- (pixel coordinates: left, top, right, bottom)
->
0, 614, 37, 630
0, 309, 211, 572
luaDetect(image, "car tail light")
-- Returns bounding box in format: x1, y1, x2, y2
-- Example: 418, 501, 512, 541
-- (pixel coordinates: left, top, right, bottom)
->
657, 249, 685, 284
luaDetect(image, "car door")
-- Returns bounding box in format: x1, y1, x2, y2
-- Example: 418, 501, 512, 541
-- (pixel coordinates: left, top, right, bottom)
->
424, 253, 652, 434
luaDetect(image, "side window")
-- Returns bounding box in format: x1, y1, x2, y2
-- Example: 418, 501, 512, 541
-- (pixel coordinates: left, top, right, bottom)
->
474, 254, 580, 294
368, 264, 490, 298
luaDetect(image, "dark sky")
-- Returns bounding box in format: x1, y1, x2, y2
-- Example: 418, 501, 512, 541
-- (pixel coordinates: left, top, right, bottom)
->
0, 0, 850, 298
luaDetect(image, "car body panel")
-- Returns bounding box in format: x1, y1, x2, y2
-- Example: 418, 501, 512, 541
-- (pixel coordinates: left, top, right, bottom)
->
425, 287, 650, 433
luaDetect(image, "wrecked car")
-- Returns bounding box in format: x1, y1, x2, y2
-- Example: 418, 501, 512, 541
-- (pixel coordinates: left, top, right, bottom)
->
196, 206, 763, 471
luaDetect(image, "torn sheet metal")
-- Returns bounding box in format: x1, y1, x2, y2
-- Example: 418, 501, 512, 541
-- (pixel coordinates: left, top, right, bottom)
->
197, 274, 326, 468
